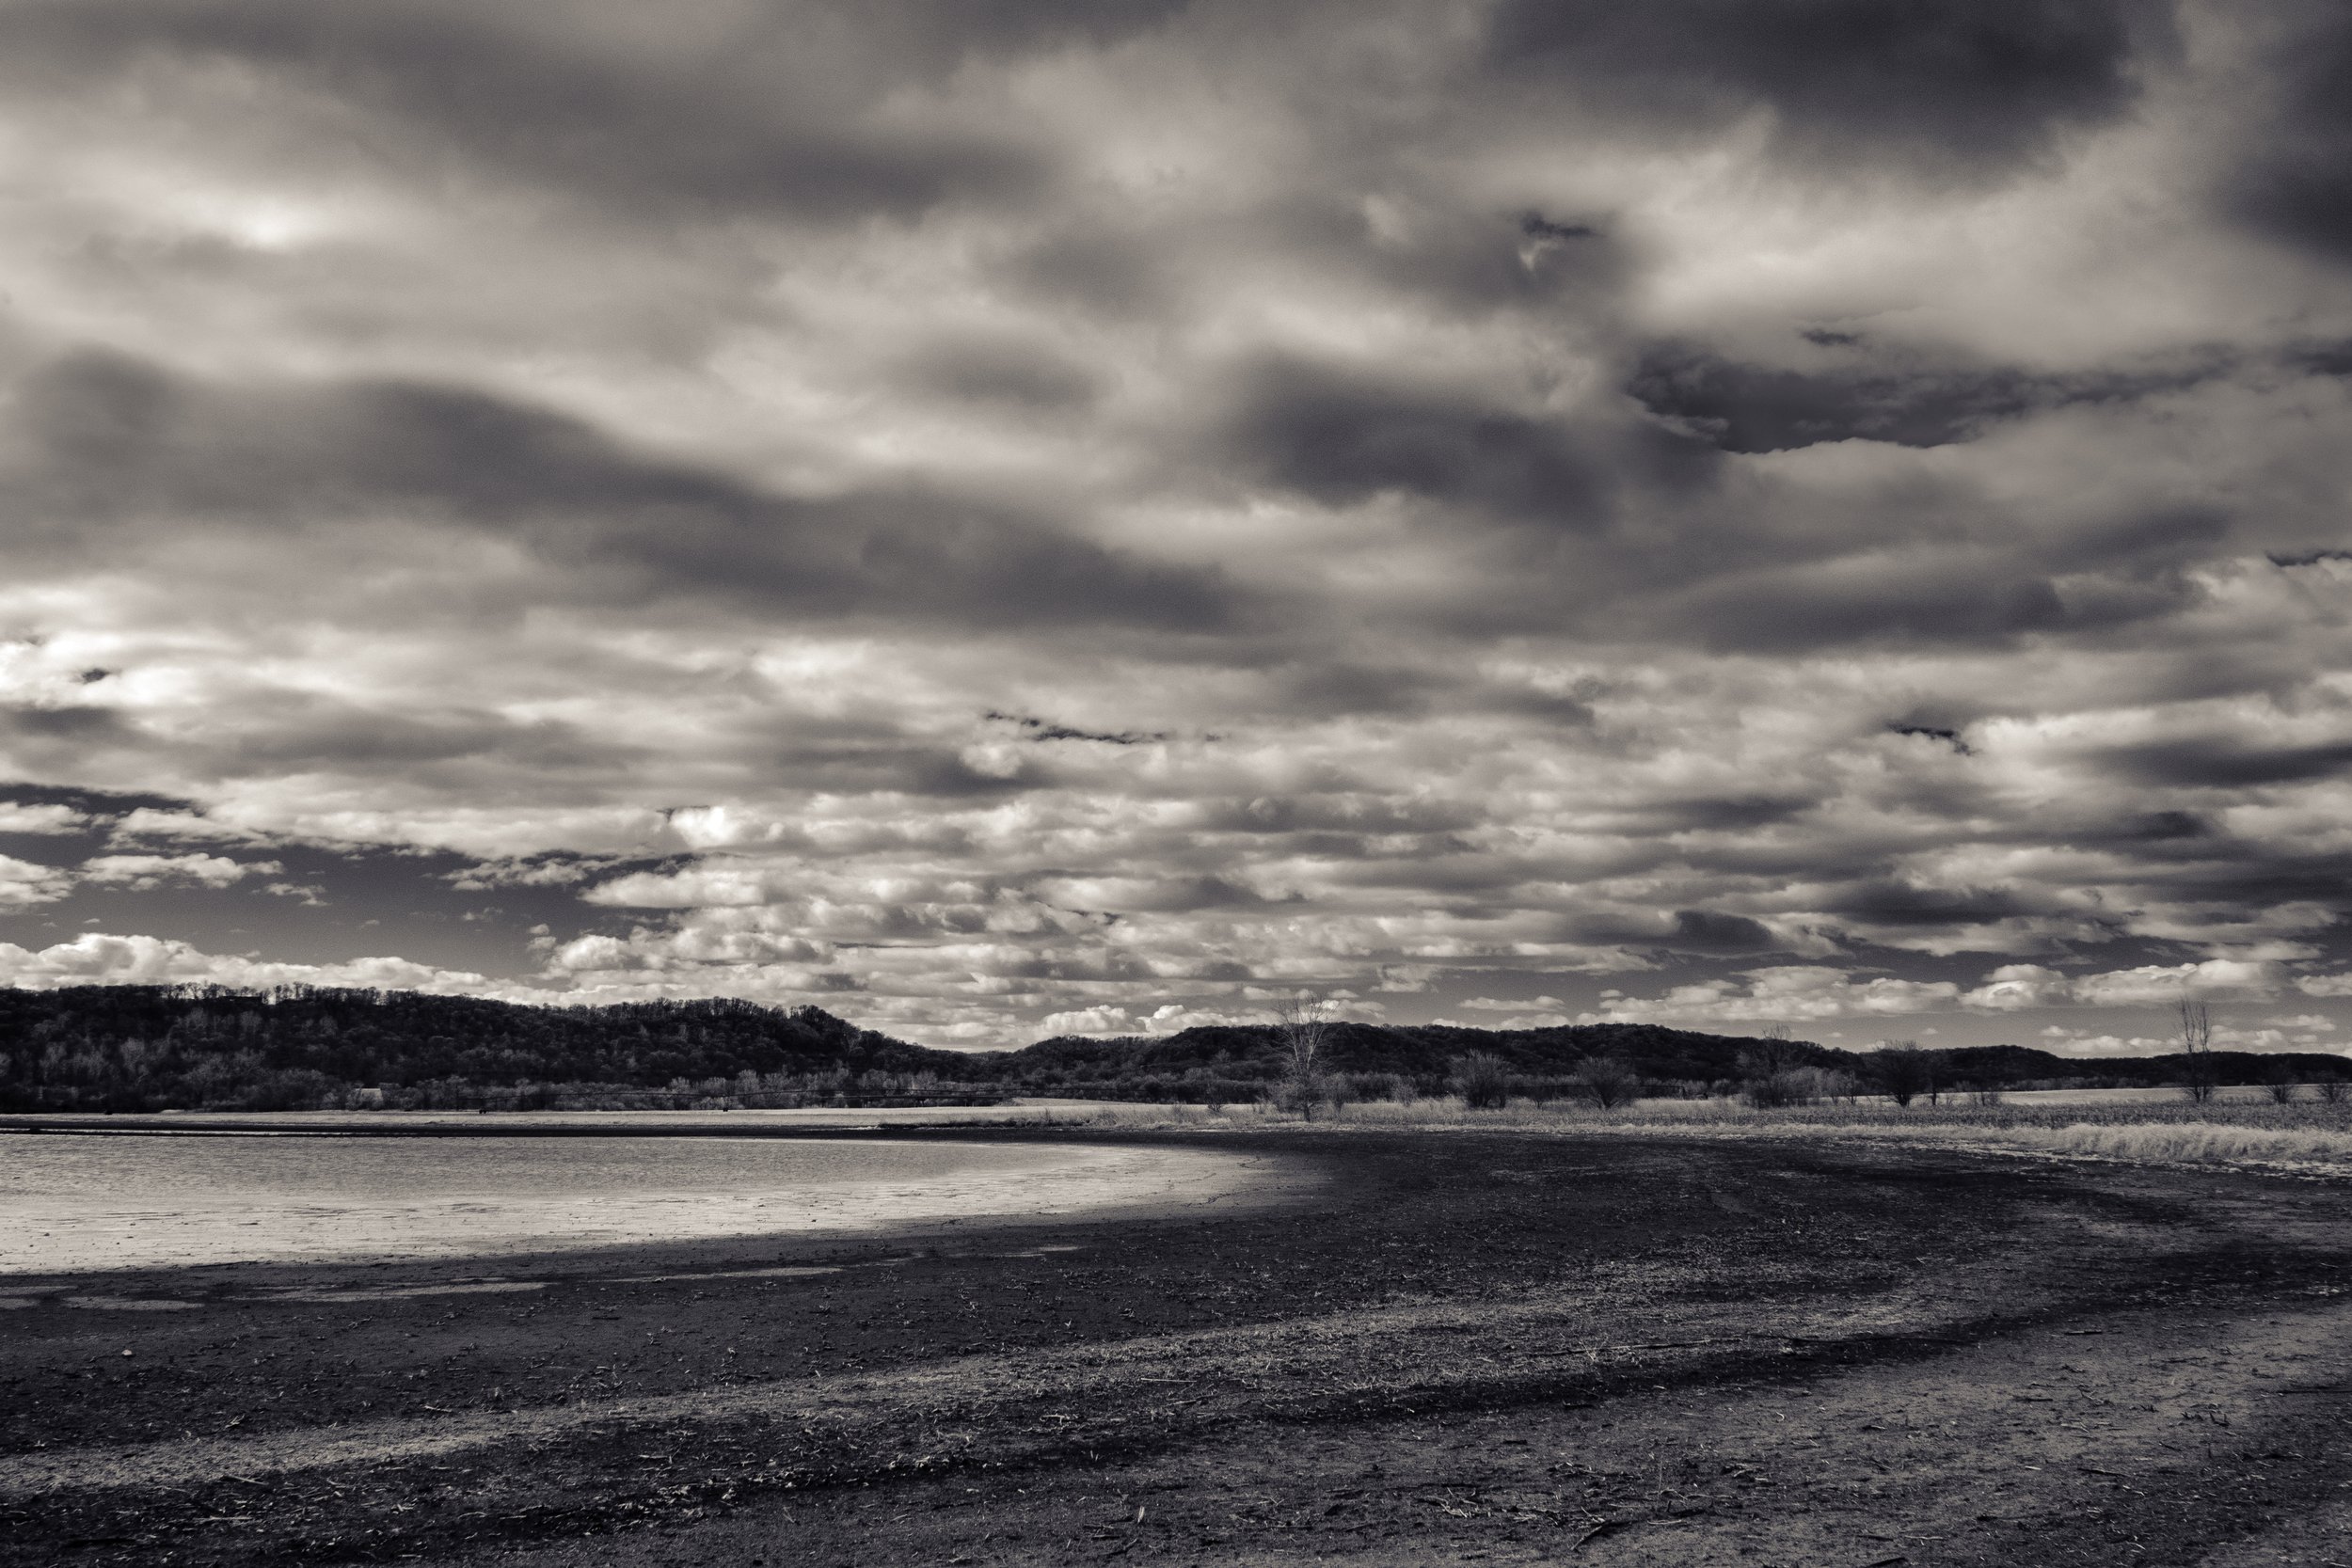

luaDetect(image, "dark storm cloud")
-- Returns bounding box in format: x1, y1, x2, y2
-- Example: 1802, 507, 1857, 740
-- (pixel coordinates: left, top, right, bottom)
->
0, 705, 136, 742
1890, 724, 1973, 755
4, 349, 1235, 631
1627, 795, 1817, 834
2094, 737, 2352, 790
1672, 558, 2069, 653
1663, 910, 1779, 954
898, 334, 1104, 411
1628, 343, 2224, 452
1283, 202, 1626, 318
1486, 0, 2168, 176
2224, 4, 2352, 264
987, 714, 1171, 746
1529, 908, 1785, 956
1219, 356, 1608, 526
2111, 810, 2215, 843
1831, 879, 2034, 928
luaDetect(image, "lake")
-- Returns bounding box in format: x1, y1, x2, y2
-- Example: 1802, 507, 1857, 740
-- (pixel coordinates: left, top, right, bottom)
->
0, 1132, 1281, 1275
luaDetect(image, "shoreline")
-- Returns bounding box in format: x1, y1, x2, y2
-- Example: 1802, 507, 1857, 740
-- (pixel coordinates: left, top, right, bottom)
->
1, 1127, 1317, 1280
0, 1104, 1128, 1139
8, 1129, 2352, 1566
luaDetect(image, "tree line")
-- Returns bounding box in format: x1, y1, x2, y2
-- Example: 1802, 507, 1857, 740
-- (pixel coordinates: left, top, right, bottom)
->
0, 984, 2342, 1113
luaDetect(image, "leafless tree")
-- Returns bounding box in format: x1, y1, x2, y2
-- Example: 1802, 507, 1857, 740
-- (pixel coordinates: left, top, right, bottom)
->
2177, 995, 2217, 1104
1272, 996, 1335, 1118
1874, 1040, 1932, 1107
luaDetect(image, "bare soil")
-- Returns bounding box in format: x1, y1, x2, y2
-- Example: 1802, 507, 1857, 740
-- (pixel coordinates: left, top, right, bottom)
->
7, 1128, 2352, 1567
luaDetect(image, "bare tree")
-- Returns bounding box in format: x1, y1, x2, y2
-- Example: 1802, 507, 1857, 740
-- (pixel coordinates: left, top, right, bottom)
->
1272, 996, 1335, 1118
1739, 1023, 1824, 1106
2177, 996, 2217, 1104
1874, 1040, 1932, 1107
1453, 1051, 1511, 1109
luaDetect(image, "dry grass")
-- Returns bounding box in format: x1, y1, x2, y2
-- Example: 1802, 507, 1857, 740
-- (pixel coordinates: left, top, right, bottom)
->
1031, 1094, 2352, 1174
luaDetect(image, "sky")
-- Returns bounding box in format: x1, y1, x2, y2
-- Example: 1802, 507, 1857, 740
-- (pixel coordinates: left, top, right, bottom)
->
0, 0, 2349, 1054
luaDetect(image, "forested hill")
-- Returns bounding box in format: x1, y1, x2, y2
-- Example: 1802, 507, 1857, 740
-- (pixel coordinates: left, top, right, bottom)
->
0, 985, 2341, 1113
1002, 1023, 2344, 1102
0, 986, 965, 1112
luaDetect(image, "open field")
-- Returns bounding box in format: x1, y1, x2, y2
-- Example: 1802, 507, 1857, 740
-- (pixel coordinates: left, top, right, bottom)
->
8, 1125, 2352, 1566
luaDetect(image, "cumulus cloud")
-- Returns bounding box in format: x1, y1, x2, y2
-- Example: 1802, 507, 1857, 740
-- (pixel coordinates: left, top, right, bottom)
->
0, 855, 73, 909
1960, 958, 2289, 1010
1590, 967, 1966, 1028
0, 801, 87, 833
0, 931, 505, 995
0, 0, 2345, 1049
78, 852, 275, 891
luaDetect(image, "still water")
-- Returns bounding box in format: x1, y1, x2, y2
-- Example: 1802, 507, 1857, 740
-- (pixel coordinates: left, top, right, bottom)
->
0, 1133, 1273, 1275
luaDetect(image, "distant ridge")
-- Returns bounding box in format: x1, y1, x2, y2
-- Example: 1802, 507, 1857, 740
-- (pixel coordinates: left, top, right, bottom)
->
0, 984, 2339, 1113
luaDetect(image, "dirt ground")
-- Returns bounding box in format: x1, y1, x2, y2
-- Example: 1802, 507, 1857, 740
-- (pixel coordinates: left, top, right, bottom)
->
7, 1128, 2352, 1567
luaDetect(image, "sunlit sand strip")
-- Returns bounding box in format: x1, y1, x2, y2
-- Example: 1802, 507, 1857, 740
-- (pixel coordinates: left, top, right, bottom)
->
2, 1146, 1298, 1275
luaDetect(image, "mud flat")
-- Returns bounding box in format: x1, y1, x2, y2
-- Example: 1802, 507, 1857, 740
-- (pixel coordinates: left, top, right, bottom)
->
6, 1128, 2352, 1567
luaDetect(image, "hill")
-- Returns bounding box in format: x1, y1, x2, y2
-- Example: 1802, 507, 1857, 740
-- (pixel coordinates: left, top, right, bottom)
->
0, 985, 2343, 1112
0, 985, 971, 1113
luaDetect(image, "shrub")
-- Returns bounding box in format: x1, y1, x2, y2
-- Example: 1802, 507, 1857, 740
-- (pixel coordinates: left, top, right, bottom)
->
1744, 1066, 1850, 1109
1743, 1069, 1807, 1109
1454, 1052, 1511, 1110
1566, 1055, 1642, 1109
1276, 1068, 1331, 1119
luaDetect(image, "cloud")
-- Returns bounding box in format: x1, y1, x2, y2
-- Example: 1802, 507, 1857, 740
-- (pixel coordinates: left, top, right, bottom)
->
0, 855, 73, 909
1628, 342, 2224, 453
2223, 3, 2352, 264
5, 349, 1237, 633
1960, 958, 2288, 1010
1596, 954, 2339, 1035
0, 931, 503, 994
79, 852, 275, 890
0, 801, 87, 834
0, 0, 2344, 1050
1591, 966, 1965, 1027
1216, 355, 1613, 527
0, 1, 1077, 226
1484, 0, 2167, 178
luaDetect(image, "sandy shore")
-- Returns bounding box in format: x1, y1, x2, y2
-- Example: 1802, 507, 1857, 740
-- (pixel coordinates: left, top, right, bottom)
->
6, 1128, 2352, 1567
2, 1132, 1296, 1275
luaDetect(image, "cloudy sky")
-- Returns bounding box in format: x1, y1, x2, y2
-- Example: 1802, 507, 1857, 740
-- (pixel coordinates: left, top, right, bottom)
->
1, 0, 2348, 1053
